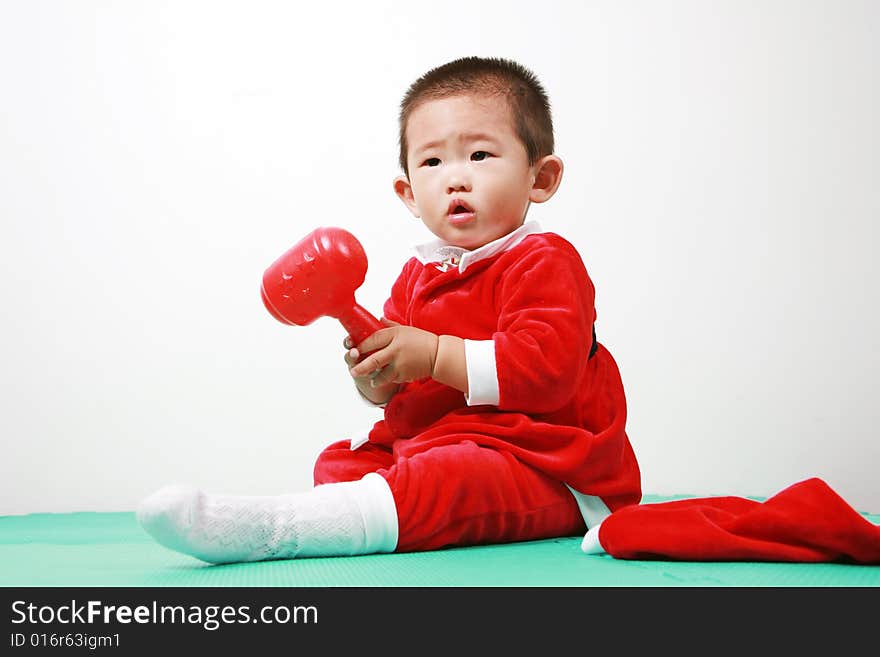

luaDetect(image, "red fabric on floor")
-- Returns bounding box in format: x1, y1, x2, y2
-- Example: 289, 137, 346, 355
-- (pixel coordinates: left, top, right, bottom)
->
597, 477, 880, 563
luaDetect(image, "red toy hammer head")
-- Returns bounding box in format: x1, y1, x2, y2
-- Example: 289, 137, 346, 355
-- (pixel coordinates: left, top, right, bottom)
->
261, 227, 382, 344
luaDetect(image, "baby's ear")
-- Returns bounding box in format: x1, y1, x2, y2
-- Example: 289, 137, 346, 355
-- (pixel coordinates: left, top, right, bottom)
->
393, 175, 420, 217
529, 155, 564, 203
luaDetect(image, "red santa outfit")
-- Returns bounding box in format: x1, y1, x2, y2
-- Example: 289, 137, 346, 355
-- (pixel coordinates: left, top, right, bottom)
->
314, 221, 641, 552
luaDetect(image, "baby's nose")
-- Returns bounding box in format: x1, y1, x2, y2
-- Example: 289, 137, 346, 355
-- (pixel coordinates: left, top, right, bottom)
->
446, 167, 472, 193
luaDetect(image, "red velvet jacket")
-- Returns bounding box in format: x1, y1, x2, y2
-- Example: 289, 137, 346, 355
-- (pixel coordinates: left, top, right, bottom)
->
366, 231, 641, 512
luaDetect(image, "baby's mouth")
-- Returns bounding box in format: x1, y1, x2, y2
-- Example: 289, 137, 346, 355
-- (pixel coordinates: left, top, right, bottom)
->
447, 199, 475, 217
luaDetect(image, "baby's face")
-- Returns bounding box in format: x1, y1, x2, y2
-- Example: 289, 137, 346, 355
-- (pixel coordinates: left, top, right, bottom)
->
400, 94, 537, 250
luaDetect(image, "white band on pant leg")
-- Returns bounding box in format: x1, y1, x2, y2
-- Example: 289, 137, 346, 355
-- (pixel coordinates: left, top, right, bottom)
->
354, 473, 399, 554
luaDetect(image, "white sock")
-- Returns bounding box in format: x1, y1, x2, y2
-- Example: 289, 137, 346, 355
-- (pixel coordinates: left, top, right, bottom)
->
581, 523, 606, 554
136, 473, 398, 564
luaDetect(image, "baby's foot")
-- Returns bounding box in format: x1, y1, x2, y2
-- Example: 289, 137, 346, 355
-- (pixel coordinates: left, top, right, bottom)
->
136, 484, 291, 563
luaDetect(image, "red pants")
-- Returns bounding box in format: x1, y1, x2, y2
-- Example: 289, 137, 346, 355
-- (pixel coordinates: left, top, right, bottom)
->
313, 440, 585, 552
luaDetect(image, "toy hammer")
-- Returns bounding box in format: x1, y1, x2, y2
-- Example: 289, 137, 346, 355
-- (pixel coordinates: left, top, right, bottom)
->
261, 227, 383, 345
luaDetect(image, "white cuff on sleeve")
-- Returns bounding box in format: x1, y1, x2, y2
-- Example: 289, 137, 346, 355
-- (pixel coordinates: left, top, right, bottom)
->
464, 339, 500, 406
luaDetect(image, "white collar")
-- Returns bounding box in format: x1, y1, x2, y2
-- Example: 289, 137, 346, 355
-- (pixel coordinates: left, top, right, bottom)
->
413, 221, 543, 273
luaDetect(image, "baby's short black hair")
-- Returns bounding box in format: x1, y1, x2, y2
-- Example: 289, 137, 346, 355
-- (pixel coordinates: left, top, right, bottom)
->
398, 56, 554, 175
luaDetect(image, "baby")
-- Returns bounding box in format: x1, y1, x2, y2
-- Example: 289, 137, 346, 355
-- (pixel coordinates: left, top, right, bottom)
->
138, 56, 641, 563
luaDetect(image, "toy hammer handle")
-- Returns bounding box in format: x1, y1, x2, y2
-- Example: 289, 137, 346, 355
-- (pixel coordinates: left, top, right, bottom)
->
338, 304, 383, 346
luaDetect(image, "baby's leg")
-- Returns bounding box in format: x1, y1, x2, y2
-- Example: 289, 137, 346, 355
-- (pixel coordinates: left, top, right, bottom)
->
312, 440, 395, 485
385, 440, 585, 552
137, 443, 398, 564
137, 439, 581, 562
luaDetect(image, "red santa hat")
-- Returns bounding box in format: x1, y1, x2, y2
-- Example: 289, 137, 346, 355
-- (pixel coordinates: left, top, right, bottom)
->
582, 477, 880, 563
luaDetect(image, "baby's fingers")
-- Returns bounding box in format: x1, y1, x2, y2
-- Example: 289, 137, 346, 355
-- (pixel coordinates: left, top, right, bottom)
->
343, 348, 360, 368
350, 351, 387, 378
369, 364, 397, 388
356, 328, 394, 357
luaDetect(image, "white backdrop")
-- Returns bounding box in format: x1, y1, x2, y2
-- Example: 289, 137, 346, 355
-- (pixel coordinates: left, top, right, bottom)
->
1, 0, 877, 515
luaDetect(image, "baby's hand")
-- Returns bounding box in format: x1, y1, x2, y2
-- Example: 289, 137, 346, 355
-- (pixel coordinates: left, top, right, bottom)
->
343, 329, 400, 405
349, 320, 439, 388
343, 335, 369, 380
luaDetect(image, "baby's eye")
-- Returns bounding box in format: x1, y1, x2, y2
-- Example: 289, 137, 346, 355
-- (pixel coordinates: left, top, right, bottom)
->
422, 157, 441, 167
471, 151, 491, 161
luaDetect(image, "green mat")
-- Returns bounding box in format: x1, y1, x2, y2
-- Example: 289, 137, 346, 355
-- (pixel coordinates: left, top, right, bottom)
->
2, 497, 878, 587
